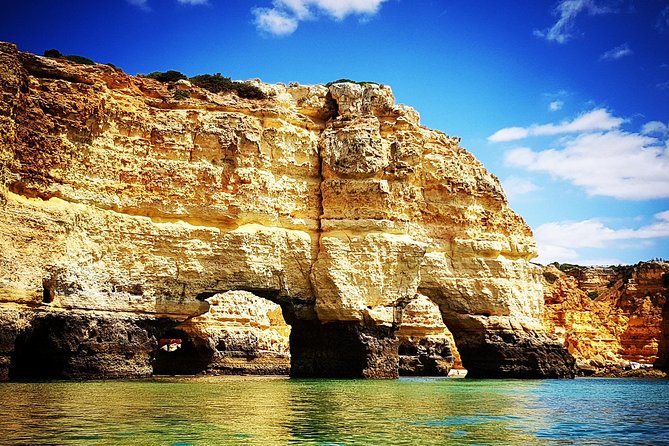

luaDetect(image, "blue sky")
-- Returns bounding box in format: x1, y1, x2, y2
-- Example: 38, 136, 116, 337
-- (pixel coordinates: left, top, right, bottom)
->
2, 0, 668, 265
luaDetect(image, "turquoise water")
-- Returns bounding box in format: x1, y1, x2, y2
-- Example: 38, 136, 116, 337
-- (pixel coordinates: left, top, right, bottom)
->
0, 377, 668, 445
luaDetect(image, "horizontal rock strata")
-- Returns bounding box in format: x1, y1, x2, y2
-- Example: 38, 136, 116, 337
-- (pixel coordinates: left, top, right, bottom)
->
0, 42, 574, 379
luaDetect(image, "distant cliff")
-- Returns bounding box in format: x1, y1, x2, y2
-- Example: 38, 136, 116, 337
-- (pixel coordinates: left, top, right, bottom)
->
542, 261, 669, 376
0, 42, 574, 379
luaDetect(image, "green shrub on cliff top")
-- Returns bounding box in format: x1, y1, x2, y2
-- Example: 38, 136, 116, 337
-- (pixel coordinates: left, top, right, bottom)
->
44, 49, 62, 58
189, 73, 267, 100
63, 55, 95, 65
43, 49, 95, 65
146, 70, 187, 83
173, 89, 190, 100
325, 78, 379, 87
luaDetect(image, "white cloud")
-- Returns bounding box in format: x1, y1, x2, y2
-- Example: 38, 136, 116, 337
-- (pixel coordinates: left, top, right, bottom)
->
641, 121, 668, 136
599, 43, 632, 61
253, 8, 299, 35
502, 176, 540, 198
488, 108, 624, 142
278, 0, 386, 20
533, 211, 669, 264
505, 129, 669, 200
534, 0, 614, 44
489, 127, 530, 142
505, 130, 669, 200
253, 0, 388, 35
549, 100, 563, 111
177, 0, 208, 4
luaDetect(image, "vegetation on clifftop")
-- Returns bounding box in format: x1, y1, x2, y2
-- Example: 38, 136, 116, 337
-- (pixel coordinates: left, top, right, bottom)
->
142, 70, 267, 100
325, 78, 379, 87
189, 73, 267, 99
42, 49, 266, 100
173, 90, 190, 100
146, 70, 187, 83
43, 49, 95, 65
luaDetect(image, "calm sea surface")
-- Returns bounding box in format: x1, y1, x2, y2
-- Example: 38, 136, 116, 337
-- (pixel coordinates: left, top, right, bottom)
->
0, 376, 668, 445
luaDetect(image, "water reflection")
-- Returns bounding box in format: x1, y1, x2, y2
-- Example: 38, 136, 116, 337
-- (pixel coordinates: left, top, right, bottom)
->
283, 378, 547, 445
0, 377, 667, 445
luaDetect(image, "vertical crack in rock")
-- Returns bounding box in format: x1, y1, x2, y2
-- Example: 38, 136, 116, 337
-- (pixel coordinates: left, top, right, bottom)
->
306, 116, 326, 305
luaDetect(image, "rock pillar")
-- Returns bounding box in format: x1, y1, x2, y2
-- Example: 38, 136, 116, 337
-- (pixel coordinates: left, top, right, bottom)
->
290, 321, 399, 378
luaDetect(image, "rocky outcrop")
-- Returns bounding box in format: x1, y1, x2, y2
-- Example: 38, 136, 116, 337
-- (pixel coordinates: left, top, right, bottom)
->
542, 261, 668, 376
0, 42, 574, 379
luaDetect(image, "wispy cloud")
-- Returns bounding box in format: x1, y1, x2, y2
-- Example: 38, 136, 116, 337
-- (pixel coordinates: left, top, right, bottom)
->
534, 210, 669, 264
126, 0, 208, 9
657, 81, 669, 90
253, 8, 299, 35
599, 43, 632, 61
641, 121, 669, 136
253, 0, 388, 36
501, 176, 540, 198
549, 100, 564, 111
488, 108, 624, 142
657, 5, 669, 33
534, 0, 615, 44
126, 0, 150, 11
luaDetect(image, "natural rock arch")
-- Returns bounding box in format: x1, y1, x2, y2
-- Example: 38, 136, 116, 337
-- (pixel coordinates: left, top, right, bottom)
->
396, 294, 460, 376
154, 291, 291, 376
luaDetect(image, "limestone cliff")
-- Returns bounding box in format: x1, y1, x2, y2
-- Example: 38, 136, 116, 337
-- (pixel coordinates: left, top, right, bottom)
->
542, 262, 668, 376
0, 42, 574, 379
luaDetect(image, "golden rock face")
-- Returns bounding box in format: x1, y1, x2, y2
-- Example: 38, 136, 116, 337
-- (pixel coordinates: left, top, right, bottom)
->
542, 262, 669, 375
0, 42, 574, 378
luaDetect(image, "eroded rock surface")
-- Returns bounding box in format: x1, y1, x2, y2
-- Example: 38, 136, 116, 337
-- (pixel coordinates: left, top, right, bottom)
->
0, 43, 574, 379
542, 262, 668, 376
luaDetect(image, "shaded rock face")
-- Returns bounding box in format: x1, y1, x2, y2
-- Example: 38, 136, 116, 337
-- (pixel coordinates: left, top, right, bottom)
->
542, 262, 669, 376
0, 42, 574, 379
455, 325, 576, 378
398, 336, 454, 376
290, 321, 399, 378
4, 311, 175, 379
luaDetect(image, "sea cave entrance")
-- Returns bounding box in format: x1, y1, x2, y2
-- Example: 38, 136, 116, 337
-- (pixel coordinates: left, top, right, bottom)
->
396, 294, 466, 377
153, 290, 292, 376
